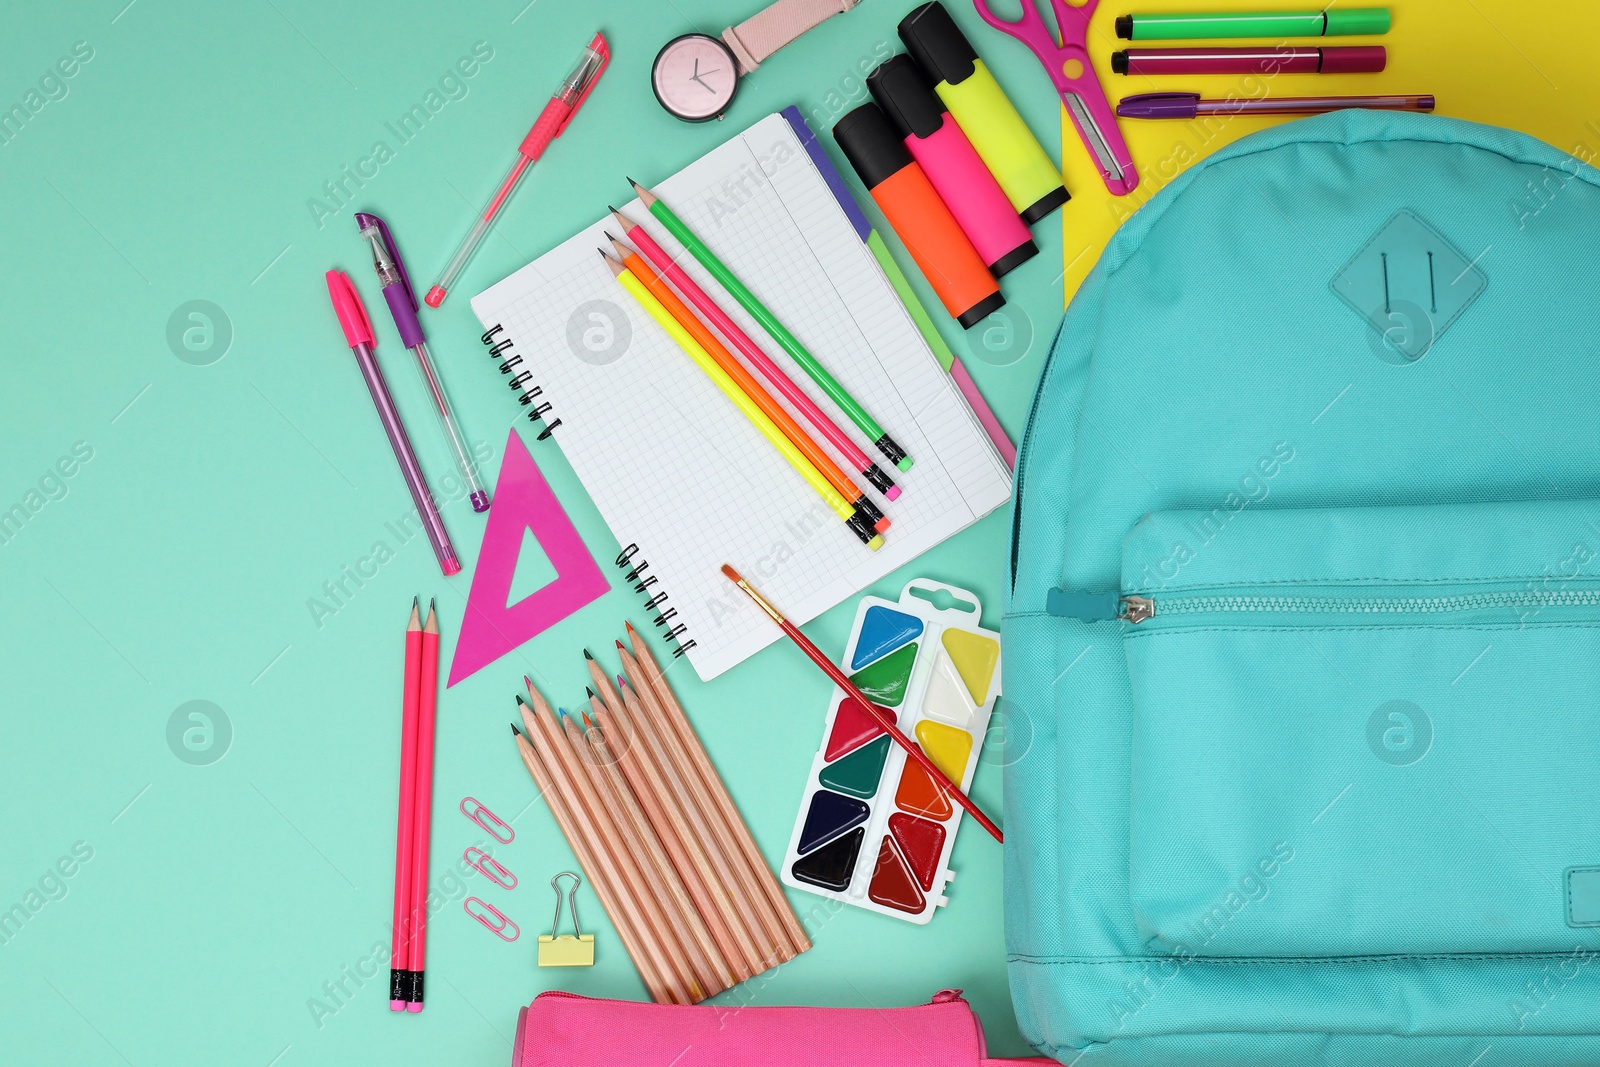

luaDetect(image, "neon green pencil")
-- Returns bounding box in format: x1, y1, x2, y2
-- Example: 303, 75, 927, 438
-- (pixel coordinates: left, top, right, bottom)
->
628, 179, 912, 473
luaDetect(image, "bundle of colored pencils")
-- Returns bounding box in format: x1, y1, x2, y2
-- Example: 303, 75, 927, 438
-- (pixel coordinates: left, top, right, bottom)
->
603, 183, 912, 552
511, 623, 809, 1003
390, 598, 440, 1010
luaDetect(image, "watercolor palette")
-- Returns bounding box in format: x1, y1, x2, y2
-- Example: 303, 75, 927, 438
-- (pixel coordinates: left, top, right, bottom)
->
780, 580, 1000, 923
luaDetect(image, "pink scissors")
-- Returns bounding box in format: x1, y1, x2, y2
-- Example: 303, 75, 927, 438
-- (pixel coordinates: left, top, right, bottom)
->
972, 0, 1138, 195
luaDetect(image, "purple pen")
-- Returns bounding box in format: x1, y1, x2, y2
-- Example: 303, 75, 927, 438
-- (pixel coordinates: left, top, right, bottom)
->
1117, 91, 1435, 120
325, 269, 461, 577
355, 212, 490, 513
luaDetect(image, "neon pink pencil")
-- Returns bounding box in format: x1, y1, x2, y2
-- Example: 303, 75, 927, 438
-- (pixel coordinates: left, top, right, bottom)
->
609, 208, 901, 502
406, 601, 441, 1010
389, 599, 422, 1011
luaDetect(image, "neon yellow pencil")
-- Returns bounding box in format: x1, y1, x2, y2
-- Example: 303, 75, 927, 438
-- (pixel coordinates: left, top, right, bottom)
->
603, 251, 882, 551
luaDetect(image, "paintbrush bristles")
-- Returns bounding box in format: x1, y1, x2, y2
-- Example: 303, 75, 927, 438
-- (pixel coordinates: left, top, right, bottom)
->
721, 564, 784, 623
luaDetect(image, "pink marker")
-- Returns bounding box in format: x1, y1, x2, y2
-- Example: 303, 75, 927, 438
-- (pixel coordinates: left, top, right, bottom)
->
867, 55, 1037, 278
389, 600, 423, 1011
608, 208, 902, 501
425, 34, 609, 308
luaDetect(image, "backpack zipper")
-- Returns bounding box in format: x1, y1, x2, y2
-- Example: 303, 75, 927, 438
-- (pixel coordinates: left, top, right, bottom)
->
1049, 587, 1600, 624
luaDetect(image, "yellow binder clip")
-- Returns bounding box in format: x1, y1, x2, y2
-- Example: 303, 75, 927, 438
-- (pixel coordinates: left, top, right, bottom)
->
538, 871, 595, 967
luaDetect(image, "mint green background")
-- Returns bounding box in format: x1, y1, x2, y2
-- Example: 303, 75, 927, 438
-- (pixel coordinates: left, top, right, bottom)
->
0, 2, 1062, 1063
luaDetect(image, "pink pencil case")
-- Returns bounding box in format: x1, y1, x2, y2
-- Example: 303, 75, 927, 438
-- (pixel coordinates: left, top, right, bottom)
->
513, 988, 1050, 1067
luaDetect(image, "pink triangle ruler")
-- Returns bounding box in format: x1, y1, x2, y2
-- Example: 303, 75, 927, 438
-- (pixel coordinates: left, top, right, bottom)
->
448, 429, 609, 686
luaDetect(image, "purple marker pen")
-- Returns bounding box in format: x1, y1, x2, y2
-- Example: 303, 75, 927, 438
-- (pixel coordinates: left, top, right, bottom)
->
1111, 46, 1387, 77
1117, 91, 1434, 120
325, 270, 461, 577
356, 212, 490, 512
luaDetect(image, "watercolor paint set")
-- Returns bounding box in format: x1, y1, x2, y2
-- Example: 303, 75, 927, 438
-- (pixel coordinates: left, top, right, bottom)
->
780, 580, 1000, 923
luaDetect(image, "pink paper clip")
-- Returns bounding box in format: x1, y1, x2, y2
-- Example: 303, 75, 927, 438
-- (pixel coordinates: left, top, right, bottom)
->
460, 797, 514, 844
465, 847, 517, 890
464, 897, 520, 941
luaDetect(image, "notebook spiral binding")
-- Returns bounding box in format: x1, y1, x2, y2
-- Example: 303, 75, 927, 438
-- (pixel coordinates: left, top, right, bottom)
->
481, 325, 561, 440
615, 544, 696, 658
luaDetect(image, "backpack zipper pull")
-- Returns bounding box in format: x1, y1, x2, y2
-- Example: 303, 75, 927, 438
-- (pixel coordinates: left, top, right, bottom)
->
1121, 595, 1155, 623
1046, 589, 1156, 623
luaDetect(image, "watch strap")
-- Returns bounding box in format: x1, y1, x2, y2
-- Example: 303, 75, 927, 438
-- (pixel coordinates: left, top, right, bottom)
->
722, 0, 859, 75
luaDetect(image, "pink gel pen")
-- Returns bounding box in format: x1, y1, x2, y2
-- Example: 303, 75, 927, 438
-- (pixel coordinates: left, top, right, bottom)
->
326, 270, 461, 576
425, 33, 609, 308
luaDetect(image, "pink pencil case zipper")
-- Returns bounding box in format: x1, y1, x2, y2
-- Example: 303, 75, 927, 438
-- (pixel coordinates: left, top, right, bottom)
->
513, 988, 1051, 1067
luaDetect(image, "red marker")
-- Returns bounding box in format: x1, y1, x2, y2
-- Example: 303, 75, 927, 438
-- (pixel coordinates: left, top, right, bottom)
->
425, 34, 609, 307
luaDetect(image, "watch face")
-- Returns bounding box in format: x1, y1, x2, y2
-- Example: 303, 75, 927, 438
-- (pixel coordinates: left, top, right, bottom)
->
652, 33, 739, 122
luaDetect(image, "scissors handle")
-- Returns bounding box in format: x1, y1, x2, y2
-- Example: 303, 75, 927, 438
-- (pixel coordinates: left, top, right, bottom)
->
971, 0, 1140, 196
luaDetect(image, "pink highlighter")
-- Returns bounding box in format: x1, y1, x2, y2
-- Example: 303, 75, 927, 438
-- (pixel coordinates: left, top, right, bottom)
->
867, 54, 1037, 278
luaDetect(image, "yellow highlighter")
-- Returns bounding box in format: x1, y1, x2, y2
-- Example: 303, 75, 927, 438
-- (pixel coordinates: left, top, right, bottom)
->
899, 2, 1069, 224
606, 254, 884, 551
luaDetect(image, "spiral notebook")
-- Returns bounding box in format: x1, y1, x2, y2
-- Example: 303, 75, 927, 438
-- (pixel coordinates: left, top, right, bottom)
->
470, 108, 1013, 681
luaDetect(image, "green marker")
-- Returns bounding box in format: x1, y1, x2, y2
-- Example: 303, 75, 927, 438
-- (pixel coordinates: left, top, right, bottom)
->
629, 178, 914, 473
1115, 8, 1390, 40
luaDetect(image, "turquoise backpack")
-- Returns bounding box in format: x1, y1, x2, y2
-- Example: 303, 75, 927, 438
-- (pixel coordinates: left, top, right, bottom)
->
1002, 111, 1600, 1065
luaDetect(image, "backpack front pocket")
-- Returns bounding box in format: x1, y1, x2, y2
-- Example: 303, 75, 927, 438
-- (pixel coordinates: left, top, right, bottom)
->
1107, 497, 1600, 960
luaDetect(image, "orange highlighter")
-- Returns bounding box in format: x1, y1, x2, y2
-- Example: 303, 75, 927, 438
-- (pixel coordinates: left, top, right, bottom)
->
425, 34, 610, 307
832, 102, 1003, 329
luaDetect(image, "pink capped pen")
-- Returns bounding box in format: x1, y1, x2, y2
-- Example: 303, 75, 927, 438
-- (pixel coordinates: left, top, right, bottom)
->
425, 33, 609, 307
326, 270, 461, 576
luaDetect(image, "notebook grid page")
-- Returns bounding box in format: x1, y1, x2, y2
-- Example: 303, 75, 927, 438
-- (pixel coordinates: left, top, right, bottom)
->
473, 113, 1010, 679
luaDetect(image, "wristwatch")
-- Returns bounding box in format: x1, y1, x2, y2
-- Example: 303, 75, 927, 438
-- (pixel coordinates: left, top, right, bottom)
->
651, 0, 861, 122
